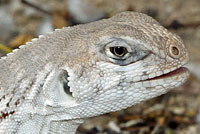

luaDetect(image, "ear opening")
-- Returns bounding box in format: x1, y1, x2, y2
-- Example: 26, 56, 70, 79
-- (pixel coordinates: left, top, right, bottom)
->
43, 68, 78, 108
60, 70, 73, 97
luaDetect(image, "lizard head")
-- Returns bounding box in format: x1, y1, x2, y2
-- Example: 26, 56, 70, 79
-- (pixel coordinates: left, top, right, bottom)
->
45, 12, 189, 119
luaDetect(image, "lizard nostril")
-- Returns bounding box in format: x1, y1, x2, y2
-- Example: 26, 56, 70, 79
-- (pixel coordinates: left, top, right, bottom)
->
169, 45, 180, 58
172, 46, 179, 55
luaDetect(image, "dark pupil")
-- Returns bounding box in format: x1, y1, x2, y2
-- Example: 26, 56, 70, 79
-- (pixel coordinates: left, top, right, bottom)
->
111, 47, 127, 57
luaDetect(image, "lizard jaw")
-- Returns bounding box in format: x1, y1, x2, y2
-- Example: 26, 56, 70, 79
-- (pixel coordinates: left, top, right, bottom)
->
136, 67, 190, 90
145, 67, 189, 81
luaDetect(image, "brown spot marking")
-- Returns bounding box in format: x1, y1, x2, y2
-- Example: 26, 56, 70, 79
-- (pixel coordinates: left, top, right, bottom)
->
0, 111, 15, 120
15, 96, 25, 106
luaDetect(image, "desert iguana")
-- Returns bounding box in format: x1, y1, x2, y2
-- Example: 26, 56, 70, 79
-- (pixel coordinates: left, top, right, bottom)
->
0, 11, 189, 134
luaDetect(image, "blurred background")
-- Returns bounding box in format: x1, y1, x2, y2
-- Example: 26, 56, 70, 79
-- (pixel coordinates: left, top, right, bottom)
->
0, 0, 200, 133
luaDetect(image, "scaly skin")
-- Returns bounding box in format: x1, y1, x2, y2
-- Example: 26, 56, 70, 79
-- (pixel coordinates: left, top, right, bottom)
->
0, 12, 189, 134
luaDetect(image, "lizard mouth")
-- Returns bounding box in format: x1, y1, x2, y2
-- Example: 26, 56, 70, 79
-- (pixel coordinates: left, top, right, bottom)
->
147, 67, 189, 81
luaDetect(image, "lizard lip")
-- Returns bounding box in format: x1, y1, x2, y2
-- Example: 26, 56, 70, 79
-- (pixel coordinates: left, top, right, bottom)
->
147, 67, 189, 81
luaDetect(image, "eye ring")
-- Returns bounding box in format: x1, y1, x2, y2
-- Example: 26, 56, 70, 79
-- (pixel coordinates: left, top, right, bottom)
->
110, 47, 128, 57
169, 45, 181, 58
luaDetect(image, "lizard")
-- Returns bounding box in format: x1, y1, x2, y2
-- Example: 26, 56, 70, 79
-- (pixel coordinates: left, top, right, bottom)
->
0, 11, 189, 134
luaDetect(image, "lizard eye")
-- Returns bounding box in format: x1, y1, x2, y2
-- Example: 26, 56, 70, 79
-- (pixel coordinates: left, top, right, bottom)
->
110, 47, 128, 57
104, 39, 131, 60
101, 37, 150, 65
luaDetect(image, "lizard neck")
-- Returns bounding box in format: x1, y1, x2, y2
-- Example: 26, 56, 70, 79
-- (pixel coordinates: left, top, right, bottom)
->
0, 113, 84, 134
46, 119, 84, 134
